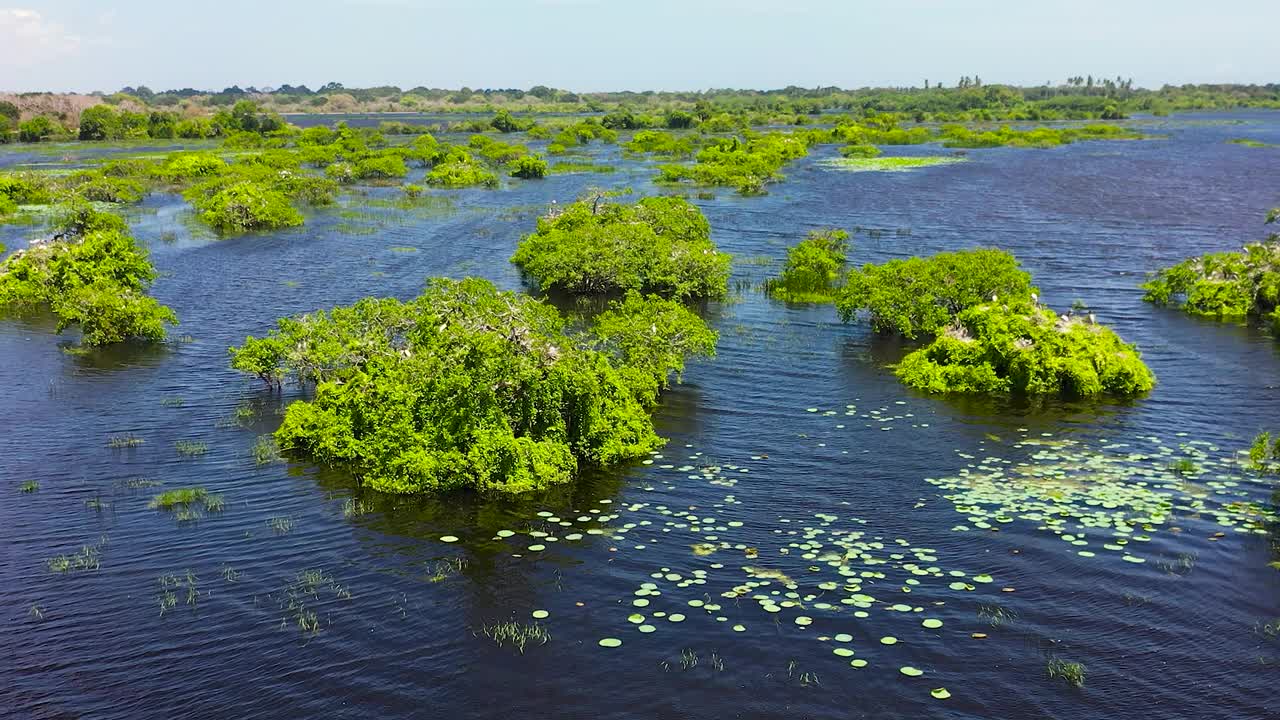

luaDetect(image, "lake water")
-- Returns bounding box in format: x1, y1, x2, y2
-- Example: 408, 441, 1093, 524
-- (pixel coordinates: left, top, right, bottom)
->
2, 113, 1278, 719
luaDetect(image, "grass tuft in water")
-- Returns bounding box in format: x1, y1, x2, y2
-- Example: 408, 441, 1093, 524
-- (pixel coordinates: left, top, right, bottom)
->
149, 487, 207, 509
427, 557, 467, 583
19, 479, 39, 493
342, 497, 371, 518
28, 603, 45, 620
47, 537, 107, 574
977, 604, 1017, 627
481, 620, 551, 654
1046, 657, 1086, 688
107, 433, 144, 448
252, 435, 281, 465
174, 440, 208, 457
268, 516, 294, 534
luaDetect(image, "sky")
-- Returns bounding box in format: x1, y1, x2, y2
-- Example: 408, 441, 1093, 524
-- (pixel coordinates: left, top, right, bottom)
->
1, 0, 1277, 93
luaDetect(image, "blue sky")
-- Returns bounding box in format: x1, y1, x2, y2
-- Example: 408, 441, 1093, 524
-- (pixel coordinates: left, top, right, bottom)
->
1, 0, 1277, 93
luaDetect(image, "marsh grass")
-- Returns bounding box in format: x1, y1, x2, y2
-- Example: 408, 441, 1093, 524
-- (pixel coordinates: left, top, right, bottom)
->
1156, 552, 1197, 576
1046, 657, 1086, 688
47, 537, 107, 573
427, 557, 467, 582
107, 433, 144, 448
149, 487, 222, 523
978, 604, 1017, 627
117, 477, 161, 489
679, 648, 699, 669
157, 570, 199, 616
268, 516, 294, 534
1168, 458, 1199, 475
84, 496, 107, 511
252, 435, 281, 465
548, 161, 617, 174
160, 396, 185, 407
277, 568, 350, 636
341, 497, 371, 518
481, 620, 550, 654
19, 479, 39, 493
28, 603, 44, 620
220, 564, 240, 583
174, 440, 208, 457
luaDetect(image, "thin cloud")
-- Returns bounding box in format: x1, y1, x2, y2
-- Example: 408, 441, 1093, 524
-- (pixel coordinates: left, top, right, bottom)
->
0, 8, 82, 68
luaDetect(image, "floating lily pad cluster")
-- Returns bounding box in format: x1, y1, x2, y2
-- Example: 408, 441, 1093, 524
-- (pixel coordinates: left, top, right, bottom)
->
926, 433, 1277, 563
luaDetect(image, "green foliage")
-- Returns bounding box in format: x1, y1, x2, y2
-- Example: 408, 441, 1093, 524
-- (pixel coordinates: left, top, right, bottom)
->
490, 109, 532, 133
79, 105, 124, 141
625, 130, 697, 158
511, 194, 729, 297
71, 173, 147, 204
1142, 231, 1280, 332
18, 116, 63, 143
508, 154, 548, 179
940, 123, 1140, 148
0, 172, 56, 206
840, 144, 882, 158
424, 150, 498, 188
0, 206, 176, 345
229, 278, 716, 494
187, 182, 304, 233
468, 135, 529, 165
765, 229, 850, 302
894, 301, 1155, 398
590, 291, 718, 404
157, 152, 227, 182
657, 132, 810, 194
354, 155, 409, 179
837, 249, 1036, 338
1247, 431, 1280, 473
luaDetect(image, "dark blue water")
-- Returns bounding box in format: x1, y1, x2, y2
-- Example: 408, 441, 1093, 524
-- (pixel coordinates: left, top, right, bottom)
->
2, 113, 1278, 720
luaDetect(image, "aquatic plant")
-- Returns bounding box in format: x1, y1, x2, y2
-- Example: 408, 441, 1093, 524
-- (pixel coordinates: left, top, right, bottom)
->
106, 433, 145, 448
1247, 431, 1280, 472
625, 130, 698, 158
511, 194, 729, 298
174, 440, 208, 457
839, 144, 882, 158
819, 156, 967, 173
19, 479, 39, 493
228, 278, 715, 494
252, 434, 282, 465
354, 155, 409, 180
149, 487, 207, 508
0, 206, 176, 345
46, 537, 106, 573
1046, 657, 1086, 688
481, 620, 550, 654
1141, 214, 1280, 335
764, 229, 850, 303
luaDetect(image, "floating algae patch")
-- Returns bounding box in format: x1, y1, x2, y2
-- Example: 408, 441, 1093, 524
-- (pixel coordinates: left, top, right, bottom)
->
818, 156, 967, 173
927, 434, 1278, 564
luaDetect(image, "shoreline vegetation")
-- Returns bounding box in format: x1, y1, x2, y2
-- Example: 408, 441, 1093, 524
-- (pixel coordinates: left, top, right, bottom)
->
3, 79, 1277, 146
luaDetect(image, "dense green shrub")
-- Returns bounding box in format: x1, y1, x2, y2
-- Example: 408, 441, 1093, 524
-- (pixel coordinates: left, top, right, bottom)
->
187, 181, 303, 232
79, 105, 123, 141
511, 195, 729, 297
657, 132, 810, 194
354, 155, 409, 179
425, 150, 498, 188
18, 116, 62, 143
1247, 431, 1280, 473
228, 278, 716, 494
837, 248, 1036, 338
490, 109, 532, 133
0, 172, 56, 206
840, 144, 882, 158
156, 152, 227, 182
940, 123, 1139, 148
72, 173, 147, 204
765, 229, 850, 302
894, 301, 1154, 398
625, 130, 697, 158
325, 161, 356, 184
468, 135, 528, 165
1142, 221, 1279, 334
0, 206, 176, 344
508, 154, 548, 179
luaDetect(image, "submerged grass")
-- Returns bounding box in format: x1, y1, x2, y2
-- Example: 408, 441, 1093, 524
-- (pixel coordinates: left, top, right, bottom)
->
174, 440, 208, 457
106, 433, 145, 448
427, 557, 468, 582
19, 479, 39, 493
46, 536, 107, 574
252, 435, 281, 465
481, 620, 551, 654
1046, 657, 1086, 688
